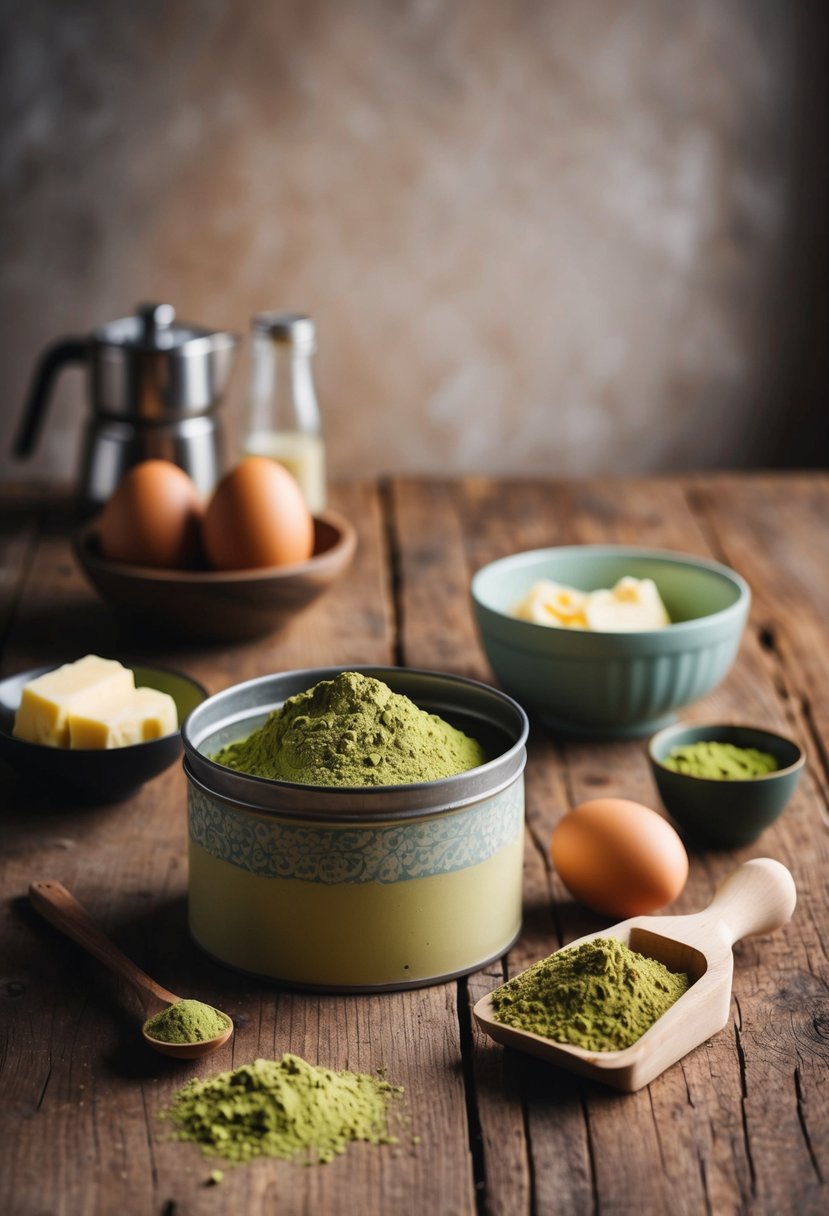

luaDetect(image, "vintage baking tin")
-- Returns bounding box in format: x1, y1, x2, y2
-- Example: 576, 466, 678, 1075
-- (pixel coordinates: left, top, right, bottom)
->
182, 666, 528, 991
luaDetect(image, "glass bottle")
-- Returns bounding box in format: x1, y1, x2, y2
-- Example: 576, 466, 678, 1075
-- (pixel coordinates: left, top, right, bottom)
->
242, 312, 327, 514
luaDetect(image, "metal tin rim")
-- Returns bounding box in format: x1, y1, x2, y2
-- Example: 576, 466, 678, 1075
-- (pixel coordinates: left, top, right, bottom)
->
184, 753, 523, 825
182, 665, 529, 818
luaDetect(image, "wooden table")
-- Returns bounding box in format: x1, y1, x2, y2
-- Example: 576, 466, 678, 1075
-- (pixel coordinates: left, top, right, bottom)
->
2, 474, 827, 1216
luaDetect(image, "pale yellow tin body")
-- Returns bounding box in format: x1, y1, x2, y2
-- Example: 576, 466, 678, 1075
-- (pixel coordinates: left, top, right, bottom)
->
182, 667, 529, 991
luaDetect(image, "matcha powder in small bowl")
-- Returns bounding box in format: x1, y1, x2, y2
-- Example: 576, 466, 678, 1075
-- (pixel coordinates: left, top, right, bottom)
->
662, 740, 778, 780
159, 1054, 403, 1166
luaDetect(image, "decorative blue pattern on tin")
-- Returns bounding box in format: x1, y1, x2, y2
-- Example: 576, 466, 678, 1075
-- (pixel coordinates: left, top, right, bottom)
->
188, 781, 524, 884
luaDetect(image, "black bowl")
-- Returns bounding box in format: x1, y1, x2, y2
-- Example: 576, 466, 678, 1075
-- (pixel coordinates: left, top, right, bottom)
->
648, 721, 805, 848
0, 663, 207, 803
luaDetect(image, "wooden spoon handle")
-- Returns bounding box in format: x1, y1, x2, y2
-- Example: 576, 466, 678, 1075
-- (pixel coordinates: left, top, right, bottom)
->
29, 880, 180, 1008
705, 858, 797, 946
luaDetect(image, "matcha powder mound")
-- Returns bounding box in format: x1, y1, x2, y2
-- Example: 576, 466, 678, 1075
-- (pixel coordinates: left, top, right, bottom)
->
491, 937, 690, 1052
663, 740, 778, 780
144, 999, 230, 1045
212, 671, 486, 786
159, 1054, 403, 1165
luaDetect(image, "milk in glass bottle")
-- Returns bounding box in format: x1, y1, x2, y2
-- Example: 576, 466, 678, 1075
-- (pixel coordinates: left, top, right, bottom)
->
242, 312, 327, 513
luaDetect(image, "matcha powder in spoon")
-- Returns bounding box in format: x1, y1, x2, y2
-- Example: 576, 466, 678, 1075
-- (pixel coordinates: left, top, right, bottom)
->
159, 1054, 403, 1165
144, 999, 230, 1044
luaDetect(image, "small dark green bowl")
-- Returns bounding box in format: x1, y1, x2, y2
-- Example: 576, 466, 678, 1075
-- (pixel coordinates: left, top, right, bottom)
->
0, 663, 207, 803
648, 722, 805, 848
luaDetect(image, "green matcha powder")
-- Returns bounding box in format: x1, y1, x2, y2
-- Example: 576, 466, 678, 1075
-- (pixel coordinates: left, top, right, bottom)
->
491, 937, 690, 1051
212, 671, 486, 786
663, 740, 778, 780
144, 999, 230, 1044
160, 1054, 402, 1165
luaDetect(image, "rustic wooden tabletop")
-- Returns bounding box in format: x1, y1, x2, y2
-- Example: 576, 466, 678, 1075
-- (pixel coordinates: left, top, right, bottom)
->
1, 474, 827, 1216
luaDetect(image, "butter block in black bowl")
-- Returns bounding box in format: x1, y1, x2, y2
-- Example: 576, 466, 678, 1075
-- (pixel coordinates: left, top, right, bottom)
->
0, 664, 206, 803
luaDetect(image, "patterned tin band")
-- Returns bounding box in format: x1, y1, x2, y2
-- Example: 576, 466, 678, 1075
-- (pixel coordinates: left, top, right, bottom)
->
188, 777, 524, 885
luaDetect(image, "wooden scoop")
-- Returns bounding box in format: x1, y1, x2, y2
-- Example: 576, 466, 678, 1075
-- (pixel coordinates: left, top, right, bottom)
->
473, 858, 796, 1092
29, 880, 233, 1060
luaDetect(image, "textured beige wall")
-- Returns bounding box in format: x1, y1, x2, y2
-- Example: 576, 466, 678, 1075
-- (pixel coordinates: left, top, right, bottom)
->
1, 0, 825, 489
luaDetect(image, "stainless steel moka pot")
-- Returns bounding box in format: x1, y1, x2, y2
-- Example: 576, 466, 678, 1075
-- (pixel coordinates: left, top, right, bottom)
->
13, 303, 239, 513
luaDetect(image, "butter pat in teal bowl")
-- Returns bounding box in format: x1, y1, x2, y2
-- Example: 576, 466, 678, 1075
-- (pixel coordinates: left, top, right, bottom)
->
648, 722, 805, 848
471, 546, 750, 738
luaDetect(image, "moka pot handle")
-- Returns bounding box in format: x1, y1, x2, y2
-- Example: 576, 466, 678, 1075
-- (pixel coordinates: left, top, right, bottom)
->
13, 338, 90, 458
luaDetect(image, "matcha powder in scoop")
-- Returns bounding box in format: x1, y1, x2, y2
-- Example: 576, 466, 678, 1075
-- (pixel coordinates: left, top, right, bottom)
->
212, 671, 486, 786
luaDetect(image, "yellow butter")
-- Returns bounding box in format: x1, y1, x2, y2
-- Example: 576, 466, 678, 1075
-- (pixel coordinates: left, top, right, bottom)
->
512, 576, 670, 633
13, 655, 136, 747
68, 686, 178, 749
513, 580, 589, 628
584, 577, 670, 632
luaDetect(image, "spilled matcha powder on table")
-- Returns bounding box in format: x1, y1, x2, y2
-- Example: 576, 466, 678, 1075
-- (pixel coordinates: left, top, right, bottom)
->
159, 1054, 402, 1165
144, 999, 230, 1044
212, 671, 486, 786
663, 740, 778, 780
491, 937, 689, 1052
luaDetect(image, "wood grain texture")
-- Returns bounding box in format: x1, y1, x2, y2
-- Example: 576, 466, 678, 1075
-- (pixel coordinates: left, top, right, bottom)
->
1, 474, 827, 1216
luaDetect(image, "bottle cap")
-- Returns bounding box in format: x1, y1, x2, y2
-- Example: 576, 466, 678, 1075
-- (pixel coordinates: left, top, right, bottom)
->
252, 312, 315, 350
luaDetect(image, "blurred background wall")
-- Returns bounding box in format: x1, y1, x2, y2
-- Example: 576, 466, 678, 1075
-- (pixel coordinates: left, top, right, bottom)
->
1, 0, 826, 489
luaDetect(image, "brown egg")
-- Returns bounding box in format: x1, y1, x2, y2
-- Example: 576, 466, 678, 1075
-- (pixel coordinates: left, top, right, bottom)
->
551, 797, 689, 918
203, 456, 314, 570
98, 460, 204, 569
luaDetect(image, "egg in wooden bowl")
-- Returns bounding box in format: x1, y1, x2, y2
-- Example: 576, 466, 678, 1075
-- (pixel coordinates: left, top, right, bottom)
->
74, 458, 357, 641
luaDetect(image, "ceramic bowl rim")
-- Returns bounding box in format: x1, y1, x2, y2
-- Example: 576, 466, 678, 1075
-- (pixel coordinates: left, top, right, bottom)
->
73, 507, 356, 584
648, 720, 806, 785
471, 544, 750, 639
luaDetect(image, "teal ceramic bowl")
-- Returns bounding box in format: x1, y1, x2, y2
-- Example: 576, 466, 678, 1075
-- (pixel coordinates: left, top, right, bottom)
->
648, 722, 805, 849
471, 546, 750, 738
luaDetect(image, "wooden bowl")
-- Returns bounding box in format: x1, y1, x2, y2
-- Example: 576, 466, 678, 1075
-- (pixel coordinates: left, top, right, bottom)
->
73, 510, 357, 642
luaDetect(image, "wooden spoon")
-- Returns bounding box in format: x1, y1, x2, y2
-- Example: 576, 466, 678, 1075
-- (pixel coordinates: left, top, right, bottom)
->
473, 857, 796, 1092
29, 880, 233, 1060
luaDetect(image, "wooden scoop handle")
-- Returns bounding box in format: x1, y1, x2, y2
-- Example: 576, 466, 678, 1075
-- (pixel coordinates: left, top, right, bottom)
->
705, 858, 796, 946
29, 880, 180, 1008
